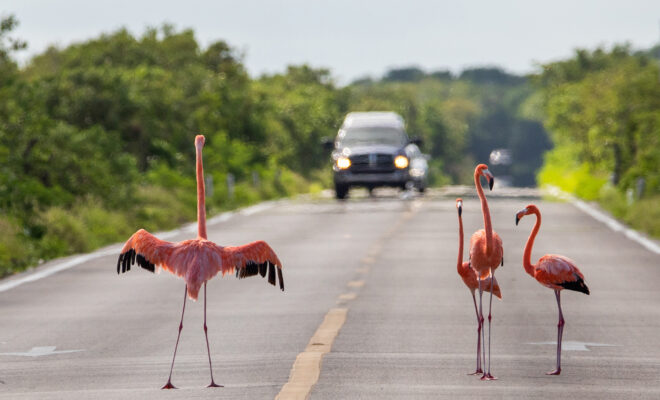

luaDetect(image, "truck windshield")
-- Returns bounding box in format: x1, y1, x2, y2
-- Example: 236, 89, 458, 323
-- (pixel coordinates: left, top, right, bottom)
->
339, 127, 408, 147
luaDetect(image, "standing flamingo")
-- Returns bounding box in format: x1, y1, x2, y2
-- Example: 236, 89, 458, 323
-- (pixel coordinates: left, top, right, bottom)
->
469, 164, 503, 380
455, 198, 501, 375
116, 135, 284, 389
515, 204, 589, 375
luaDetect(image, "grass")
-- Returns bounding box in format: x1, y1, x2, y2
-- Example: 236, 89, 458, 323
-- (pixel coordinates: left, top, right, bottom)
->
540, 152, 660, 240
599, 185, 660, 238
0, 168, 318, 278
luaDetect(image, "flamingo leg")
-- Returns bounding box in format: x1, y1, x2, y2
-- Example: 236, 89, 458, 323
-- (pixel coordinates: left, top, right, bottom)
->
481, 269, 497, 381
477, 277, 487, 378
204, 282, 223, 388
485, 270, 497, 380
162, 285, 188, 389
547, 290, 564, 375
469, 291, 483, 375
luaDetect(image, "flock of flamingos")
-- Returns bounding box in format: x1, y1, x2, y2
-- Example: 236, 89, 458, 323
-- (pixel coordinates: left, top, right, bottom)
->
115, 135, 589, 389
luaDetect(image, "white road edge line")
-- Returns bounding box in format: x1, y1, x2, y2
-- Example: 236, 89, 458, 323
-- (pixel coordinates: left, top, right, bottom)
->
0, 200, 279, 294
546, 185, 660, 255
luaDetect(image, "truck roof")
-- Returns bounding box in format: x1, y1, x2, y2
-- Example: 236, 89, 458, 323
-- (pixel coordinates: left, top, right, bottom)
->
341, 112, 405, 130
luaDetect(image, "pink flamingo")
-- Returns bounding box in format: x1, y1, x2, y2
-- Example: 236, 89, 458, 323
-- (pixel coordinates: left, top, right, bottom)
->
516, 204, 589, 375
469, 164, 503, 380
456, 198, 501, 375
117, 135, 284, 389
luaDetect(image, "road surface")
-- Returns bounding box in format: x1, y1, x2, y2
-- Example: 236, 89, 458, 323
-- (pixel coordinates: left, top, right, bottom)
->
1, 187, 659, 399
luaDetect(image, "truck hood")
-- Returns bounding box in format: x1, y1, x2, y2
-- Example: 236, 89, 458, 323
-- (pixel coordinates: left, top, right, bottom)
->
338, 144, 403, 156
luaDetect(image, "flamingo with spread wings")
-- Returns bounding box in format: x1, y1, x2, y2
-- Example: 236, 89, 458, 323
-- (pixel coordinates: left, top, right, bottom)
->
455, 199, 501, 375
516, 204, 589, 375
117, 135, 284, 389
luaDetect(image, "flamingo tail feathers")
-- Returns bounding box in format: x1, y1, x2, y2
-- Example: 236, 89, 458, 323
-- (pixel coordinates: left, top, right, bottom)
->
558, 276, 590, 295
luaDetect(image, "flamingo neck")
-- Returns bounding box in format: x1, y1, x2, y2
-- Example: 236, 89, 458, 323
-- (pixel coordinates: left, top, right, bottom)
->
457, 212, 464, 275
523, 209, 541, 277
474, 170, 493, 254
196, 142, 207, 240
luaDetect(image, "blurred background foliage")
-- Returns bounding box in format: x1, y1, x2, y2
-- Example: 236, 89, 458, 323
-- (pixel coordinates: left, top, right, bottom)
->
1, 15, 658, 276
535, 45, 660, 236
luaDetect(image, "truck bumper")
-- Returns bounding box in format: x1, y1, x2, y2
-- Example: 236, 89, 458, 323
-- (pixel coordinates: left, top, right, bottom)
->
334, 170, 409, 187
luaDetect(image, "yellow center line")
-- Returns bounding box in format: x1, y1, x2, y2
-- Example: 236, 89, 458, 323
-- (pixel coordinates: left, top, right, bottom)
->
355, 266, 370, 274
361, 256, 376, 264
275, 199, 424, 400
275, 308, 348, 400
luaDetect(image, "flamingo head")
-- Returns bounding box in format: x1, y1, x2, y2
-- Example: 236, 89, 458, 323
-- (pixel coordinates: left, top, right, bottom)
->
456, 198, 463, 217
475, 164, 494, 190
515, 204, 539, 225
195, 135, 206, 150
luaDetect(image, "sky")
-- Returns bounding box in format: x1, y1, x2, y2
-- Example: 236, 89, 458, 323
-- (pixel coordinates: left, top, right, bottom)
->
5, 0, 660, 83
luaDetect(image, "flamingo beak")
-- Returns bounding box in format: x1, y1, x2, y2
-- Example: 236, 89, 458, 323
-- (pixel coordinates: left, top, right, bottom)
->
515, 214, 520, 225
515, 208, 527, 225
458, 204, 462, 217
484, 169, 494, 190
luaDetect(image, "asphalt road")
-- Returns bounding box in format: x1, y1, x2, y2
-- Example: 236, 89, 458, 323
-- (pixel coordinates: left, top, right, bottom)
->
1, 187, 659, 399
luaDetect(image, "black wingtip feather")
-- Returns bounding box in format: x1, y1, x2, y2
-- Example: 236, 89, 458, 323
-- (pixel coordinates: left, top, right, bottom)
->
234, 260, 283, 291
118, 249, 155, 274
278, 267, 284, 291
267, 262, 276, 286
237, 261, 266, 279
559, 277, 590, 295
135, 253, 155, 273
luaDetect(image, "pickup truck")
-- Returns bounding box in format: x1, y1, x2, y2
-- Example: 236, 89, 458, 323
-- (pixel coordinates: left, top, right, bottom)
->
325, 112, 428, 199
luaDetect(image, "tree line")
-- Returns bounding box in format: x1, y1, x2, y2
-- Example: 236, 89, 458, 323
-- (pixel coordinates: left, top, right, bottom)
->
535, 45, 660, 236
1, 16, 552, 275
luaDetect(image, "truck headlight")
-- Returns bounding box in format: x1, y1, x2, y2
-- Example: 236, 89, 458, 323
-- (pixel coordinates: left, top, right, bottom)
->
336, 157, 351, 170
394, 155, 409, 169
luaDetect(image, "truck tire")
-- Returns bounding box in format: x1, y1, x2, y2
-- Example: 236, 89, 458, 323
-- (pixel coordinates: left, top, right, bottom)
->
335, 183, 349, 199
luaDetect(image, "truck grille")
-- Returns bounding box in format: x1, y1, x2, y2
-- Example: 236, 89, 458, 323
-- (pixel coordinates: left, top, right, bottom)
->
349, 153, 395, 173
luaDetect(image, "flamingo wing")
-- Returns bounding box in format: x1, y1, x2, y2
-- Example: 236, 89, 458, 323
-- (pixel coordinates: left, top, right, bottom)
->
219, 240, 284, 291
535, 255, 589, 295
117, 229, 175, 274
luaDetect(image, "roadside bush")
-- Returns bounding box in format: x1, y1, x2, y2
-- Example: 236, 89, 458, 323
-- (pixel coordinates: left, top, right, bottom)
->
538, 147, 607, 200
0, 217, 35, 276
39, 207, 92, 257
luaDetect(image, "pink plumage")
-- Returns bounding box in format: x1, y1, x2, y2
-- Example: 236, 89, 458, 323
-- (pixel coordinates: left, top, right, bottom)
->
118, 230, 283, 300
516, 204, 589, 375
116, 135, 284, 389
456, 198, 501, 376
467, 164, 503, 381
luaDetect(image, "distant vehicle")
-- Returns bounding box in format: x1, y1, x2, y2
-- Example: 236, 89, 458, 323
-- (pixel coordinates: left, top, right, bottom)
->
489, 148, 513, 187
323, 112, 429, 199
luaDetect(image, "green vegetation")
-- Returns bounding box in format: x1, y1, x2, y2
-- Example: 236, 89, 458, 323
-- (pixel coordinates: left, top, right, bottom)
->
0, 16, 548, 276
534, 45, 660, 236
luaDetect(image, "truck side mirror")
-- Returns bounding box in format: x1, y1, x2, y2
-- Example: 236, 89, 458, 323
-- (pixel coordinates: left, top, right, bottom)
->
321, 137, 335, 151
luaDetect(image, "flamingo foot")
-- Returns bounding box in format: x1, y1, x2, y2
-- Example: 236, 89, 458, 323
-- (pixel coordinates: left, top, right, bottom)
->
161, 380, 177, 390
207, 381, 224, 388
480, 373, 497, 381
468, 369, 483, 376
546, 368, 561, 376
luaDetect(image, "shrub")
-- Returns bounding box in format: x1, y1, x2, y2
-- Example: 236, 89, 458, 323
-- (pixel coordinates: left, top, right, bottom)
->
0, 217, 35, 276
